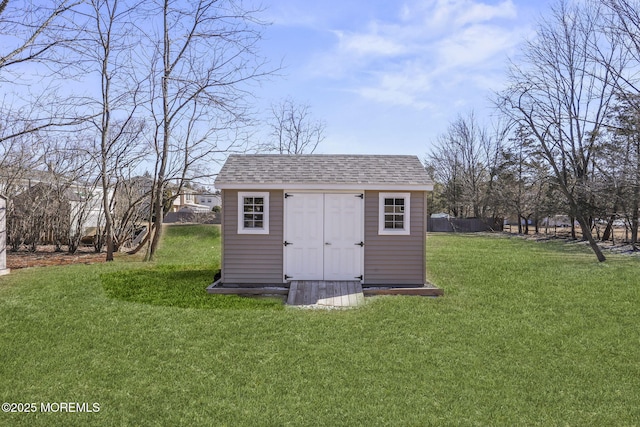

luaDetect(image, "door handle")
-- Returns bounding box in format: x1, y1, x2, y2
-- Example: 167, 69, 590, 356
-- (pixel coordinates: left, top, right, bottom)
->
325, 242, 331, 245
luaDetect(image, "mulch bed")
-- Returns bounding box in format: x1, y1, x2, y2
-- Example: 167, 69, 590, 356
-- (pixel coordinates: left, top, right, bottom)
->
6, 246, 106, 269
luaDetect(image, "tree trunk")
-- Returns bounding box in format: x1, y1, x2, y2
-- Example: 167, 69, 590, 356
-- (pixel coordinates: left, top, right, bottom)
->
127, 224, 153, 255
632, 141, 640, 248
147, 182, 165, 260
577, 215, 606, 262
101, 164, 115, 261
631, 202, 639, 249
602, 214, 616, 242
145, 0, 171, 261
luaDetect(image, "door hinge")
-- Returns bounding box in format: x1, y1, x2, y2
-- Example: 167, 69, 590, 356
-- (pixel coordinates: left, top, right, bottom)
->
285, 193, 293, 198
355, 241, 364, 247
355, 275, 363, 280
284, 275, 293, 280
356, 193, 364, 199
283, 241, 292, 246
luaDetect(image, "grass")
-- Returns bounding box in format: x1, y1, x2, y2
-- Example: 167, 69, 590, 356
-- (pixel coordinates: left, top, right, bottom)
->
0, 226, 639, 426
101, 225, 282, 310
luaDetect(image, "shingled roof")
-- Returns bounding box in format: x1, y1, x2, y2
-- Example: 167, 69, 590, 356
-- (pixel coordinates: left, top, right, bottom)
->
215, 154, 433, 190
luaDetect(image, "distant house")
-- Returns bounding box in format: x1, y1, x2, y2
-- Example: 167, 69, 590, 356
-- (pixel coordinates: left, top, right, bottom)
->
194, 193, 221, 211
169, 187, 196, 212
177, 203, 211, 214
431, 212, 452, 219
1, 194, 8, 275
10, 182, 106, 245
213, 154, 434, 288
163, 189, 220, 224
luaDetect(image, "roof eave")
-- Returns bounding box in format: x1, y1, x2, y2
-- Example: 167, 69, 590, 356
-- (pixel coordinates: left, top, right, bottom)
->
215, 183, 434, 191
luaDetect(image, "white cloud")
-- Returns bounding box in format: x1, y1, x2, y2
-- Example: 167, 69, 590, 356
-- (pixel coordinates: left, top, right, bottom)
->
425, 0, 517, 27
435, 24, 518, 69
308, 0, 527, 109
353, 66, 436, 109
334, 30, 408, 57
454, 0, 517, 26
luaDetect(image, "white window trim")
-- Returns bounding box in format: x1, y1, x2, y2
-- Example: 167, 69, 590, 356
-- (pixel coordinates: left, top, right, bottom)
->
237, 191, 269, 234
378, 192, 410, 235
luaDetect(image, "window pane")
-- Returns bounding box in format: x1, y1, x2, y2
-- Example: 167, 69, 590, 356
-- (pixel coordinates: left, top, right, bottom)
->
384, 208, 404, 229
239, 193, 269, 233
243, 196, 265, 228
380, 194, 409, 233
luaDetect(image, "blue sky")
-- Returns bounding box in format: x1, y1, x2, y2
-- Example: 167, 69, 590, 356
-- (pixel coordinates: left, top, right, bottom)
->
2, 0, 552, 172
253, 0, 551, 157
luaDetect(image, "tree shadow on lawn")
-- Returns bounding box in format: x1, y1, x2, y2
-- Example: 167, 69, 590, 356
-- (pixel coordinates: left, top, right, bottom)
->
464, 232, 610, 261
101, 266, 283, 310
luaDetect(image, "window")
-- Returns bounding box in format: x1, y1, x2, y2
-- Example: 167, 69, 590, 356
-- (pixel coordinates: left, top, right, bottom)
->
379, 193, 410, 235
243, 197, 264, 228
238, 192, 269, 234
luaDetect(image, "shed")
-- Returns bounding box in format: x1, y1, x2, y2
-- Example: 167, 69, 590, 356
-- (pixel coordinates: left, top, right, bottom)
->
0, 194, 9, 276
213, 154, 434, 289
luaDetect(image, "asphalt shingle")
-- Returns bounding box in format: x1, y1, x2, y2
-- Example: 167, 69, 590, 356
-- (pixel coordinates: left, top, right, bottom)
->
215, 154, 432, 186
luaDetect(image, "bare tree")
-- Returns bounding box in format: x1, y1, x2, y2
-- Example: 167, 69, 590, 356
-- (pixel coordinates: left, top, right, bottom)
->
65, 0, 149, 261
267, 97, 326, 154
600, 0, 640, 247
425, 112, 504, 219
144, 0, 272, 261
0, 131, 41, 196
5, 134, 93, 253
110, 172, 153, 251
600, 94, 640, 247
498, 124, 556, 234
602, 0, 640, 98
0, 0, 80, 72
0, 1, 86, 145
425, 130, 465, 218
67, 179, 102, 254
496, 0, 628, 262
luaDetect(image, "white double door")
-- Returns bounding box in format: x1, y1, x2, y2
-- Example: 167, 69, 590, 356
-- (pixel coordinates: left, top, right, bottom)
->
284, 193, 363, 281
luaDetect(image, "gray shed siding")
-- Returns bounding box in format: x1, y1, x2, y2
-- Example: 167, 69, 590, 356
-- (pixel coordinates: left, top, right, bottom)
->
221, 190, 283, 284
363, 191, 426, 285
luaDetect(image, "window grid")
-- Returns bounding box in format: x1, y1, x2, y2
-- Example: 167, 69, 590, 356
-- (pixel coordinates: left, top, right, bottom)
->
384, 198, 405, 229
378, 192, 410, 235
243, 197, 264, 229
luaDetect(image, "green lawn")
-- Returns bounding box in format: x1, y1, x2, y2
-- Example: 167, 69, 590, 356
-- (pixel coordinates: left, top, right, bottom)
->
1, 226, 639, 426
